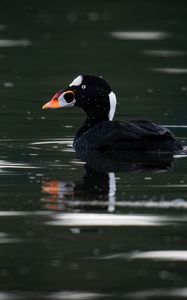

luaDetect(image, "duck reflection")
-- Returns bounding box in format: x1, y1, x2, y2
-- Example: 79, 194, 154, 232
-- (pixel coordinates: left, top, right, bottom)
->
41, 151, 174, 212
42, 167, 116, 212
42, 180, 75, 211
75, 149, 175, 173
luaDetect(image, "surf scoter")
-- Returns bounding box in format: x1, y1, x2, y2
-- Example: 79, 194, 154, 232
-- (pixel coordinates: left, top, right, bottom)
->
42, 75, 182, 153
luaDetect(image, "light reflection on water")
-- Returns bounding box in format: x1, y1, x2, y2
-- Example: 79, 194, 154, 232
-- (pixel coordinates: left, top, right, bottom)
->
143, 50, 187, 57
152, 68, 187, 74
30, 139, 73, 146
165, 125, 187, 128
1, 289, 187, 300
0, 232, 20, 244
42, 199, 187, 210
0, 211, 52, 217
4, 288, 187, 300
45, 213, 164, 227
96, 250, 187, 261
0, 291, 107, 300
45, 212, 186, 227
0, 25, 6, 30
128, 250, 187, 261
127, 287, 187, 299
0, 39, 31, 47
0, 160, 39, 169
110, 31, 169, 40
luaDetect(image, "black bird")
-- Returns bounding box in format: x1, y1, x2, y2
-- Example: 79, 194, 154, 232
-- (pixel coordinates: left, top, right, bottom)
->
42, 75, 182, 153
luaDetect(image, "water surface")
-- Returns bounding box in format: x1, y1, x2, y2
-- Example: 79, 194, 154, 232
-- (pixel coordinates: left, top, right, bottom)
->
0, 0, 187, 299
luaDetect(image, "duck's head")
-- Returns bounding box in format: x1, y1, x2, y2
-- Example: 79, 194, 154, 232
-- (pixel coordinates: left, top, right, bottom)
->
42, 75, 117, 121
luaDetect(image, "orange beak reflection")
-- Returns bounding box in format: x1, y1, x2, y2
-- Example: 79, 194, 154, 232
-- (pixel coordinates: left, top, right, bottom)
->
42, 180, 61, 195
42, 98, 61, 109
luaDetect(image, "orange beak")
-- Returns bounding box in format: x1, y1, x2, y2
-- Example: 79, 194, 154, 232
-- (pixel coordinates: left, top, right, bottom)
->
42, 90, 75, 109
42, 98, 61, 109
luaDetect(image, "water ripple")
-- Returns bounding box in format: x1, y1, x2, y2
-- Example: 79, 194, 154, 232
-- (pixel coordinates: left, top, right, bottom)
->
0, 25, 6, 31
0, 39, 31, 47
30, 139, 73, 146
46, 291, 106, 299
143, 49, 186, 57
0, 160, 39, 169
45, 213, 184, 227
126, 287, 187, 299
0, 232, 20, 244
152, 68, 187, 74
94, 250, 187, 262
111, 31, 169, 40
0, 291, 107, 300
56, 199, 187, 209
165, 125, 187, 128
128, 250, 187, 261
0, 211, 52, 217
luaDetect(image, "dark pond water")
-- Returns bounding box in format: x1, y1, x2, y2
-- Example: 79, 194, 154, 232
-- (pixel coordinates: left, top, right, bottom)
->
0, 0, 187, 299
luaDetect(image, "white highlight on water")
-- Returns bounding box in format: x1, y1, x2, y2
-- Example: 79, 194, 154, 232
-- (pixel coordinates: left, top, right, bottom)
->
0, 39, 31, 47
0, 160, 38, 169
95, 250, 187, 262
45, 213, 174, 227
0, 211, 52, 217
164, 125, 187, 128
108, 91, 117, 121
128, 250, 187, 261
0, 25, 6, 31
152, 68, 187, 74
3, 82, 14, 88
46, 291, 105, 299
0, 290, 107, 300
143, 49, 186, 57
0, 232, 20, 244
111, 31, 169, 40
126, 287, 187, 299
30, 139, 73, 146
62, 199, 187, 209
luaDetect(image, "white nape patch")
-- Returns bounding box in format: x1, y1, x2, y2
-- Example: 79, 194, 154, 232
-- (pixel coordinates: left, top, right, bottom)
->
108, 91, 117, 120
69, 75, 83, 87
108, 172, 116, 212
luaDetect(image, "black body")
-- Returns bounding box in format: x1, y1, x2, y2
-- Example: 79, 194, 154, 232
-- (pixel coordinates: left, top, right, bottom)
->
74, 119, 182, 153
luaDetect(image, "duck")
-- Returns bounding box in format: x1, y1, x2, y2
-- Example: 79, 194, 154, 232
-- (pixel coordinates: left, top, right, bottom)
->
42, 74, 183, 153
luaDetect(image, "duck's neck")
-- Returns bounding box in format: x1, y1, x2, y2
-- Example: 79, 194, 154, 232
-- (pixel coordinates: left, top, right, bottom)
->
75, 94, 116, 140
75, 114, 109, 139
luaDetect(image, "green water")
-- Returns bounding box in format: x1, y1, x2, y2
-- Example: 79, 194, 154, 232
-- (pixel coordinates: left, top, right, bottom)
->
0, 0, 187, 299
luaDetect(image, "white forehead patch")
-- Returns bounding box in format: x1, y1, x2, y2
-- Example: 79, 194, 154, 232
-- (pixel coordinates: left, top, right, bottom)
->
69, 75, 83, 87
108, 91, 117, 120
